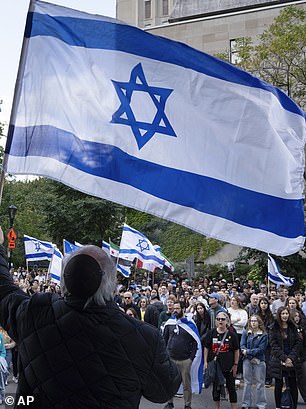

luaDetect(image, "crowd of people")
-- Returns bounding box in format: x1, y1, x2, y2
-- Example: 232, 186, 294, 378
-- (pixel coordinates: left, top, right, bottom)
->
114, 274, 306, 409
2, 264, 306, 409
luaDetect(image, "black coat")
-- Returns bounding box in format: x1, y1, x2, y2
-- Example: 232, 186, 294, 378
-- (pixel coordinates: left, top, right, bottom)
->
0, 246, 180, 408
144, 301, 165, 327
269, 320, 302, 380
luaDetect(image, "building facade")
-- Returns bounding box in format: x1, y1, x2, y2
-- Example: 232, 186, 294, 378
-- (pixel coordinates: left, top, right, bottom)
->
117, 0, 306, 57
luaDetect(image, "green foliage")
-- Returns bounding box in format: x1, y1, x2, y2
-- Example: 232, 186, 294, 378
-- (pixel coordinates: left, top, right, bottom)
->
253, 6, 306, 108
238, 247, 306, 289
125, 210, 224, 262
216, 6, 306, 109
38, 179, 125, 247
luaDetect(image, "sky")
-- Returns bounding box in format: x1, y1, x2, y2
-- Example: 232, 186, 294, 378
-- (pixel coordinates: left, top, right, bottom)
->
0, 0, 116, 131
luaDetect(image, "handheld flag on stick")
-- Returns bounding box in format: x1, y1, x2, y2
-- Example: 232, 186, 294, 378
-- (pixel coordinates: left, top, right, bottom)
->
119, 224, 164, 267
63, 239, 81, 255
117, 263, 131, 278
267, 254, 295, 288
5, 1, 305, 256
49, 247, 63, 284
24, 235, 55, 262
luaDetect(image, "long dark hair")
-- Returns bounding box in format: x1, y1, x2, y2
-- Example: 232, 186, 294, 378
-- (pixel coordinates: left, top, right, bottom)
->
258, 297, 273, 325
194, 302, 209, 323
275, 306, 292, 338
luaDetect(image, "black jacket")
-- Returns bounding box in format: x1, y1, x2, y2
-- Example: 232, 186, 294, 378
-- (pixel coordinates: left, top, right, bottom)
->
269, 320, 301, 380
163, 320, 197, 361
0, 246, 180, 408
144, 301, 165, 327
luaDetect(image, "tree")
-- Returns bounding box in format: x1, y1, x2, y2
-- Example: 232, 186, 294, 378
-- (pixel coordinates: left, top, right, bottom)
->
37, 179, 125, 247
237, 247, 306, 289
216, 6, 306, 110
215, 6, 306, 286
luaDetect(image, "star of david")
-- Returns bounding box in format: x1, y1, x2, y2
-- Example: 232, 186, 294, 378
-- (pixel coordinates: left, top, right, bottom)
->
34, 242, 41, 252
111, 63, 176, 149
136, 239, 150, 252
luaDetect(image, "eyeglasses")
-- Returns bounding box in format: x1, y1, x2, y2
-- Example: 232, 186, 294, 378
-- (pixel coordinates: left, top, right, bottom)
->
250, 320, 258, 322
216, 317, 226, 321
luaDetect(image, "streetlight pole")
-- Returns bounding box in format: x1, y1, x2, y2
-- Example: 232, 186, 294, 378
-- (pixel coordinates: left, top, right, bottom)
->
8, 205, 17, 271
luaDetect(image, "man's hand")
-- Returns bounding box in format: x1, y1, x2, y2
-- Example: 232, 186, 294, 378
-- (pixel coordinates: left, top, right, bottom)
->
0, 226, 4, 245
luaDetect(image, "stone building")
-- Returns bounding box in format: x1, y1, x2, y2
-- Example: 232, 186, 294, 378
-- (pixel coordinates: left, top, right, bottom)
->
117, 0, 306, 57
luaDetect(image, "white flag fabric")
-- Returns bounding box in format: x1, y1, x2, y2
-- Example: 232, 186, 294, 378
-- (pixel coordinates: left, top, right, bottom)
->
268, 254, 295, 287
135, 259, 157, 272
102, 241, 119, 258
24, 234, 55, 262
49, 248, 63, 284
5, 1, 305, 256
153, 245, 175, 272
117, 263, 131, 278
119, 224, 164, 267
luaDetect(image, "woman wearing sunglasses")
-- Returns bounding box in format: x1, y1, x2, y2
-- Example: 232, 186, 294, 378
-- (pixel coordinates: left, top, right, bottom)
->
240, 315, 268, 409
204, 311, 239, 409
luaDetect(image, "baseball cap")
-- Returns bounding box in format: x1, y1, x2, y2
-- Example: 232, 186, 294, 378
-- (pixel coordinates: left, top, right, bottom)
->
208, 293, 221, 302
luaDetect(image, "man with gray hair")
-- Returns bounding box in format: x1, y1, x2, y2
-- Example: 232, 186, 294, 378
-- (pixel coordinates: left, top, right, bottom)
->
0, 229, 180, 409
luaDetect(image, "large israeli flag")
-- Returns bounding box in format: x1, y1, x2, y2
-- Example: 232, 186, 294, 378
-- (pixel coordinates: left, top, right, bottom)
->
5, 1, 305, 256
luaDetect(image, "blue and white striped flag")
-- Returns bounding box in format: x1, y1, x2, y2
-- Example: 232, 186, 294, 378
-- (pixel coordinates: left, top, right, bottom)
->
117, 263, 131, 278
268, 254, 295, 287
5, 1, 305, 256
24, 234, 55, 262
49, 247, 63, 284
63, 239, 81, 255
119, 224, 164, 267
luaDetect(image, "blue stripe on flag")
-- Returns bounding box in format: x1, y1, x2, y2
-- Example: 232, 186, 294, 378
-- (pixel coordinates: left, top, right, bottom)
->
7, 124, 304, 239
119, 249, 163, 264
25, 12, 304, 118
268, 272, 294, 285
24, 236, 54, 249
26, 253, 53, 260
51, 273, 61, 281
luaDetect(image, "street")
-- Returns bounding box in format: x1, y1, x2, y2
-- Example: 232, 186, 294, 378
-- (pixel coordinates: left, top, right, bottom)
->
140, 384, 306, 409
2, 380, 305, 408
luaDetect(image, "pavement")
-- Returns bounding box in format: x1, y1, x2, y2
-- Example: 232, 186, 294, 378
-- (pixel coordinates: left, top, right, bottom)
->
140, 382, 306, 409
2, 378, 306, 408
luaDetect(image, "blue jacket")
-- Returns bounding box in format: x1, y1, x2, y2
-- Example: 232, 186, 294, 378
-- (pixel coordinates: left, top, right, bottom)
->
0, 334, 6, 359
240, 330, 268, 361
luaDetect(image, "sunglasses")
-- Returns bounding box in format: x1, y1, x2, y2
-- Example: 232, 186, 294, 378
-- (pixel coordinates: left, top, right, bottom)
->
250, 320, 258, 322
124, 297, 131, 299
216, 317, 226, 321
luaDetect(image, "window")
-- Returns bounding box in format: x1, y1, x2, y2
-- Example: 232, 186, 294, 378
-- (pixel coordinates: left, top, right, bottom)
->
162, 0, 169, 16
229, 39, 241, 65
145, 0, 152, 19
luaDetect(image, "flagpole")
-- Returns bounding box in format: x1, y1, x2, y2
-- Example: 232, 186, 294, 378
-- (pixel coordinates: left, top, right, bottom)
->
267, 254, 270, 295
0, 0, 34, 204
